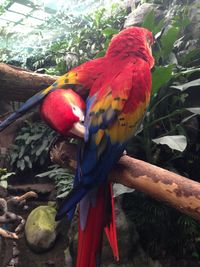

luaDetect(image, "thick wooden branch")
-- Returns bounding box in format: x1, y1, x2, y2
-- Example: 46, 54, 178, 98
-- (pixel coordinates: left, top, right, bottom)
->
0, 63, 58, 101
50, 141, 200, 221
112, 156, 200, 220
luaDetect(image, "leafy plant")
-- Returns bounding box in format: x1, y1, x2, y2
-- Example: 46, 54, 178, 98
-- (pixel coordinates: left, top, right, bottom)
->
0, 4, 127, 75
123, 7, 200, 260
9, 121, 57, 172
39, 5, 127, 75
0, 168, 15, 188
36, 164, 73, 198
123, 192, 200, 258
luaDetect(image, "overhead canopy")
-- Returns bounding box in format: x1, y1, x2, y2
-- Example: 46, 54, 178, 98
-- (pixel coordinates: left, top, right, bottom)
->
0, 0, 125, 66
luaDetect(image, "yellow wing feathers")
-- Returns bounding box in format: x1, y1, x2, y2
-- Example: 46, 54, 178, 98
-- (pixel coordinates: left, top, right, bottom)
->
106, 100, 148, 143
42, 71, 82, 95
90, 85, 150, 145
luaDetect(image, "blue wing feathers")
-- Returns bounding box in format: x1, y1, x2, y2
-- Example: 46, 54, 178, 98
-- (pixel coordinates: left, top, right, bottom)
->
56, 73, 128, 220
56, 138, 125, 220
55, 185, 88, 221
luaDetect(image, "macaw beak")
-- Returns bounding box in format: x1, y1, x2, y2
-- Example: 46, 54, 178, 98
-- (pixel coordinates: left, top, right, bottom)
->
0, 86, 55, 132
70, 121, 85, 138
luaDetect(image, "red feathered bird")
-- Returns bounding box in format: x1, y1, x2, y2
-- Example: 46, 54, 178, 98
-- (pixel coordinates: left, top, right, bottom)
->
40, 88, 119, 264
0, 27, 154, 266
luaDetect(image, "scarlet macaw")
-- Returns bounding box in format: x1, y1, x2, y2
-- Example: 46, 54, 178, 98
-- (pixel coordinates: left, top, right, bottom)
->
0, 27, 154, 266
40, 88, 119, 263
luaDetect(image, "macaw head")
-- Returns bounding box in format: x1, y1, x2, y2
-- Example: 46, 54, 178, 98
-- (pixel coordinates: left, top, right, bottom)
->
106, 26, 155, 69
40, 89, 85, 138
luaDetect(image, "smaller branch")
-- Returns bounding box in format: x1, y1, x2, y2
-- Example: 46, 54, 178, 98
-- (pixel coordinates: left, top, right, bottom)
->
0, 63, 58, 101
0, 228, 18, 239
13, 191, 38, 202
0, 191, 38, 239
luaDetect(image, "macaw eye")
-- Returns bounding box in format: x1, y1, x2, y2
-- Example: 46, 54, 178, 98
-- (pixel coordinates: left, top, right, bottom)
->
71, 104, 85, 122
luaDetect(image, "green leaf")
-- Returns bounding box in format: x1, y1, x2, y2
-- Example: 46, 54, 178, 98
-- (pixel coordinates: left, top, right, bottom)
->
152, 135, 187, 152
142, 10, 155, 30
0, 180, 7, 188
186, 108, 200, 115
175, 67, 200, 77
102, 28, 119, 37
57, 191, 71, 198
152, 65, 173, 95
142, 9, 164, 34
36, 170, 55, 177
161, 27, 179, 60
171, 79, 200, 91
18, 146, 26, 159
113, 184, 135, 197
24, 156, 32, 168
17, 159, 25, 171
181, 48, 200, 66
0, 172, 15, 180
15, 133, 29, 140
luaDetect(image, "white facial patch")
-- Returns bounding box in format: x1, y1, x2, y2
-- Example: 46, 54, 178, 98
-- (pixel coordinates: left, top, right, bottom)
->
71, 104, 85, 122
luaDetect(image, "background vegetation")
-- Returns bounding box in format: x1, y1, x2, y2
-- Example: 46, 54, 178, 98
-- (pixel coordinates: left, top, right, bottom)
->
1, 0, 200, 262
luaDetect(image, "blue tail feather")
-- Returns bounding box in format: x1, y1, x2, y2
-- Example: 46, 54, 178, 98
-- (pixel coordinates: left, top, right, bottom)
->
55, 185, 88, 221
0, 87, 55, 132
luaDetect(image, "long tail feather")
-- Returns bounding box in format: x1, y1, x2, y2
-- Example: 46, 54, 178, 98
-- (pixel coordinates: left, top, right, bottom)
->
0, 86, 54, 132
55, 185, 88, 221
76, 183, 119, 267
104, 183, 119, 261
76, 185, 106, 267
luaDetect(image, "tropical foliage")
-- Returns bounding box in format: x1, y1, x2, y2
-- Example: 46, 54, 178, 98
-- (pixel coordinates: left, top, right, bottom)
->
124, 5, 200, 259
9, 121, 56, 172
36, 165, 73, 198
0, 4, 127, 75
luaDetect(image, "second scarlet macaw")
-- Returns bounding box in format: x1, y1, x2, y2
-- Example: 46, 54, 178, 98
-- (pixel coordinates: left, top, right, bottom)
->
0, 26, 154, 266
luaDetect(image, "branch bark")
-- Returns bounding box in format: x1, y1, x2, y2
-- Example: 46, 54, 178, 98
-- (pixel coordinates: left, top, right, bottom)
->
0, 63, 58, 101
50, 140, 200, 221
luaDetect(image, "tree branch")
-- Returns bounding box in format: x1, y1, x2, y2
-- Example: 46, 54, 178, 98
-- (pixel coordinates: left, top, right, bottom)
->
50, 140, 200, 221
0, 63, 58, 101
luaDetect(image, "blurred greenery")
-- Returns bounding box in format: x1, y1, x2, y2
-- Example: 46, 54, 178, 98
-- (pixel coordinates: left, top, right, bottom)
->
0, 4, 127, 75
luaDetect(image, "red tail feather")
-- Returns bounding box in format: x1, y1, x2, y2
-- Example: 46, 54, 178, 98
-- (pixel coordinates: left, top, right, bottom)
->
104, 183, 119, 261
76, 184, 119, 267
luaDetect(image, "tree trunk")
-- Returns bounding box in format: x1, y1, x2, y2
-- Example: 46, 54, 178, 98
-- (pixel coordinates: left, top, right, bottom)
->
0, 63, 58, 101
